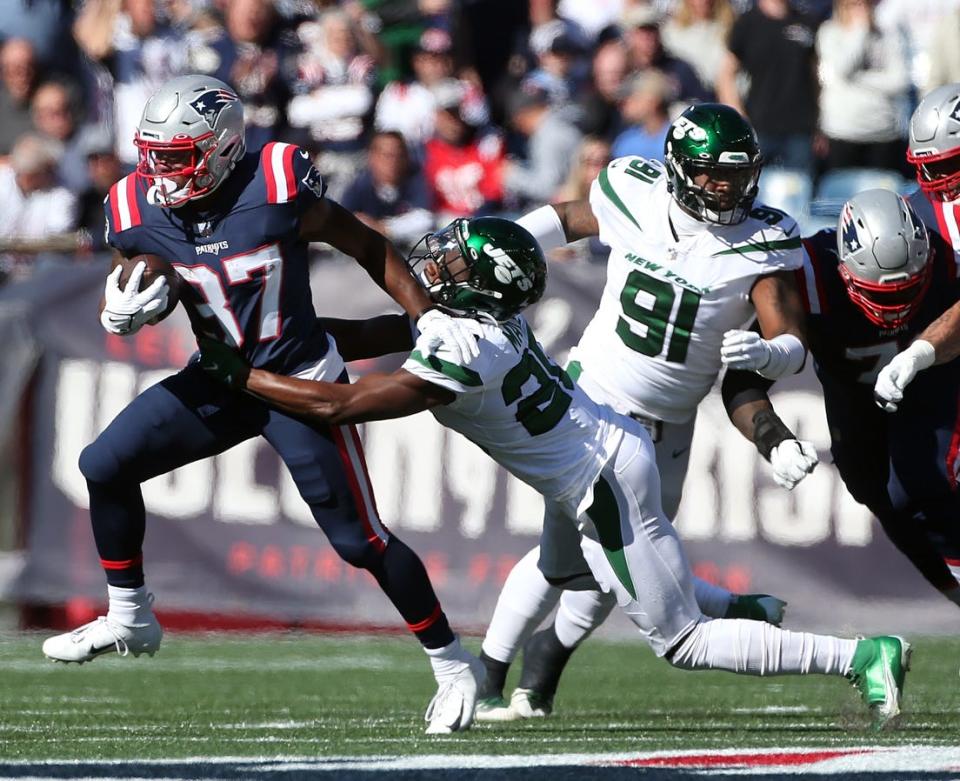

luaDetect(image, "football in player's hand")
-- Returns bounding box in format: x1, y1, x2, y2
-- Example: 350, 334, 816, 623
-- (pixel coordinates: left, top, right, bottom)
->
118, 253, 181, 320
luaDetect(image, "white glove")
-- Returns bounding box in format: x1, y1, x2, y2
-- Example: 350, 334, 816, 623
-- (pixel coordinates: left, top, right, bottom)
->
416, 308, 482, 365
769, 439, 819, 490
99, 262, 169, 336
720, 330, 805, 379
873, 339, 936, 412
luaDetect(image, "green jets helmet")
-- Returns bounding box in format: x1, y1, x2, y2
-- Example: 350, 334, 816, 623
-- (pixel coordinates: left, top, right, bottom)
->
664, 103, 762, 225
408, 217, 547, 321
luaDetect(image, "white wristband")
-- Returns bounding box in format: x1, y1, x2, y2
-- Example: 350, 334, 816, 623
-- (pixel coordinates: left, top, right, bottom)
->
516, 205, 567, 253
758, 333, 806, 379
906, 339, 937, 371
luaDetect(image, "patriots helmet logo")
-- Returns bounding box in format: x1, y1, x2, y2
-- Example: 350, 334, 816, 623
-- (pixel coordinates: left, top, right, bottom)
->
189, 89, 239, 129
840, 203, 862, 255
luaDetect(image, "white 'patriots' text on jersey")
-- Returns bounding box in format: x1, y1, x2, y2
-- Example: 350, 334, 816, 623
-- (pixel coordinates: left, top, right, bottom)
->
572, 156, 804, 423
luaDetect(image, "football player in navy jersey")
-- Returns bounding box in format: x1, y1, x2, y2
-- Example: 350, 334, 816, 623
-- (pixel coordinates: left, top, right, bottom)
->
41, 74, 485, 735
783, 189, 960, 606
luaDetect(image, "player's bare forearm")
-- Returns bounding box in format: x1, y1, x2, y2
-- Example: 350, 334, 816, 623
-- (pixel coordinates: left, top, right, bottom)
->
301, 198, 431, 317
751, 271, 808, 343
553, 200, 600, 242
244, 368, 452, 425
318, 314, 414, 362
916, 301, 960, 364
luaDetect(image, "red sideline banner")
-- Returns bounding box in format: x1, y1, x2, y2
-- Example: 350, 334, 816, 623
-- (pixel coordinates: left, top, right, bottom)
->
9, 258, 956, 633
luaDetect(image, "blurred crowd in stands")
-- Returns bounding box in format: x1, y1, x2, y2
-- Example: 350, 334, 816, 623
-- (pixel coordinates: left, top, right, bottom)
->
1, 0, 959, 283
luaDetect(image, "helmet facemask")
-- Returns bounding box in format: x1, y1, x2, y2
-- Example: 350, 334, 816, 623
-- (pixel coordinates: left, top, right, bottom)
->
135, 130, 241, 207
666, 153, 761, 225
838, 260, 932, 329
906, 147, 960, 202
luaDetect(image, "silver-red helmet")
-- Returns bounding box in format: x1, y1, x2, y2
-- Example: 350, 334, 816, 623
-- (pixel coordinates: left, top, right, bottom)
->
135, 74, 245, 207
907, 83, 960, 201
837, 189, 932, 329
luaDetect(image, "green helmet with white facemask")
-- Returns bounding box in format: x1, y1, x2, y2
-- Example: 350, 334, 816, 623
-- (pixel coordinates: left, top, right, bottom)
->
408, 217, 547, 321
664, 103, 762, 225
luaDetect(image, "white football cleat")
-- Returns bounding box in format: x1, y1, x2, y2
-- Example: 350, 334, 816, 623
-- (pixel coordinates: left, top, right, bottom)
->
474, 695, 520, 722
424, 654, 485, 734
42, 613, 163, 664
510, 687, 553, 718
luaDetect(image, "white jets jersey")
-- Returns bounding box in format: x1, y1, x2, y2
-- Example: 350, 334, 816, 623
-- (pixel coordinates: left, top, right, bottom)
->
573, 156, 803, 423
402, 315, 623, 510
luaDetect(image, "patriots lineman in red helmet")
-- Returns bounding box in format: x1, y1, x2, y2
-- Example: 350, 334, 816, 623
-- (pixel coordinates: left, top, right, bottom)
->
41, 74, 484, 735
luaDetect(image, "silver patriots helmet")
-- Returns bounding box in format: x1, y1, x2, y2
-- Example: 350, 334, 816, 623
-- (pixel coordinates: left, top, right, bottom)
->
837, 189, 932, 329
134, 74, 246, 207
907, 83, 960, 201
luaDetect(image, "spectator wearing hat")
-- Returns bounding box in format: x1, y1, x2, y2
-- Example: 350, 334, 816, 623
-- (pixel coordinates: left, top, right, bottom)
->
341, 130, 432, 251
525, 18, 589, 110
76, 127, 122, 252
716, 0, 819, 173
622, 5, 711, 104
576, 38, 631, 141
502, 83, 583, 208
374, 27, 488, 151
611, 69, 672, 161
0, 39, 41, 157
423, 78, 505, 222
661, 0, 736, 96
0, 133, 79, 283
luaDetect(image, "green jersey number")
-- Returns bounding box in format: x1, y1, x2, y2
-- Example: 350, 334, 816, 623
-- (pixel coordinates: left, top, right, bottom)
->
624, 159, 662, 184
616, 269, 701, 363
502, 336, 575, 436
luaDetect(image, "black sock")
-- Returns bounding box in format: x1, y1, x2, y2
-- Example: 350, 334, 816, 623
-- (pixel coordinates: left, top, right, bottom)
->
478, 650, 511, 699
517, 625, 575, 699
366, 537, 455, 649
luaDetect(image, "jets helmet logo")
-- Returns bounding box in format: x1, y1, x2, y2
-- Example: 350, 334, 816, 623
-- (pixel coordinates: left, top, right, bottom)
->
189, 89, 238, 129
483, 243, 533, 291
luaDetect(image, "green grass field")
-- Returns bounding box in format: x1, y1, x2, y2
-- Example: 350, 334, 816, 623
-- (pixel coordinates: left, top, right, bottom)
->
0, 632, 957, 761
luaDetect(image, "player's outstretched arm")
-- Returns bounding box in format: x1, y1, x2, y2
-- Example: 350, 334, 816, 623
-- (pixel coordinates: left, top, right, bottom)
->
721, 271, 808, 379
721, 367, 818, 490
318, 314, 414, 362
300, 198, 433, 319
199, 337, 453, 425
302, 198, 481, 364
872, 301, 960, 411
911, 300, 960, 365
515, 200, 599, 253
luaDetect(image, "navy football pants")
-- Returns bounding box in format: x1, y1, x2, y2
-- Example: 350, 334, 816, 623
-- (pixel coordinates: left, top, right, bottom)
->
826, 366, 960, 592
78, 363, 453, 647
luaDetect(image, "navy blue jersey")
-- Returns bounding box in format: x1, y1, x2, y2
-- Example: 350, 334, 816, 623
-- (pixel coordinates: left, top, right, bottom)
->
797, 228, 960, 393
105, 142, 330, 375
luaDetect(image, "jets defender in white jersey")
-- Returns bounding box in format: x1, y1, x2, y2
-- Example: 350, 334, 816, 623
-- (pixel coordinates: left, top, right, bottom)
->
198, 215, 910, 730
477, 103, 821, 720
